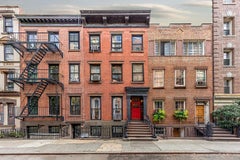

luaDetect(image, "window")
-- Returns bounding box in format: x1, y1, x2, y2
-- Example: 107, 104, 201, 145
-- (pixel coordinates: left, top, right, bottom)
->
224, 79, 233, 94
196, 70, 207, 87
223, 0, 234, 4
90, 126, 101, 137
111, 64, 122, 82
27, 64, 38, 82
49, 96, 60, 115
27, 126, 38, 134
6, 72, 14, 91
224, 49, 233, 66
112, 126, 123, 138
132, 35, 143, 51
69, 64, 80, 82
89, 34, 100, 52
153, 100, 164, 110
111, 34, 122, 52
4, 45, 14, 61
49, 32, 59, 48
90, 96, 101, 120
175, 69, 185, 87
27, 32, 37, 50
112, 97, 122, 120
49, 126, 60, 133
183, 41, 204, 55
132, 63, 144, 82
154, 41, 175, 56
155, 127, 165, 136
28, 96, 38, 115
90, 64, 101, 82
70, 96, 80, 115
224, 17, 234, 36
175, 100, 185, 111
4, 17, 13, 33
49, 64, 59, 81
69, 32, 79, 50
153, 69, 164, 88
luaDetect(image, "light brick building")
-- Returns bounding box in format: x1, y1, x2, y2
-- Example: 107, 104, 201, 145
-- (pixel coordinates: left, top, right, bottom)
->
148, 23, 213, 137
213, 0, 240, 107
0, 6, 20, 129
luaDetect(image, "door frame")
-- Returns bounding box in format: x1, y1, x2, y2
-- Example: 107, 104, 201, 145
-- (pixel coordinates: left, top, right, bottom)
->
130, 96, 143, 120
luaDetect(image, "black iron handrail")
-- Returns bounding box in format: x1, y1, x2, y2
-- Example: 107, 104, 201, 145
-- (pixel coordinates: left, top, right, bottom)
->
144, 115, 156, 138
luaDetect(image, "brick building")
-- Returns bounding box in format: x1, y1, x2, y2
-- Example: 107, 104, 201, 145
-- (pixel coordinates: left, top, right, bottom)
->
213, 0, 240, 107
0, 6, 21, 129
148, 23, 213, 137
4, 10, 151, 138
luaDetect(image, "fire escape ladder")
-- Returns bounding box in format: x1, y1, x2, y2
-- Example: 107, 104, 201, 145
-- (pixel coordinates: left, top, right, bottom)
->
44, 42, 63, 58
18, 79, 49, 118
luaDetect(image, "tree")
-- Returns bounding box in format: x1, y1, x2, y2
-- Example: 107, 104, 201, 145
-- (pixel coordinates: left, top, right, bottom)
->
212, 101, 240, 130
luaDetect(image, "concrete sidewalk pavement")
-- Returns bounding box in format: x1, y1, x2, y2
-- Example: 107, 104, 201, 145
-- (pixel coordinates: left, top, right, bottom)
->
0, 139, 239, 154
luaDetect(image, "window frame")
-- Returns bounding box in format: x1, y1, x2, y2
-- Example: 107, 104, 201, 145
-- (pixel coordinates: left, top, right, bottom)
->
223, 17, 234, 36
28, 96, 38, 115
49, 96, 60, 116
90, 96, 101, 120
90, 126, 101, 137
154, 41, 176, 56
111, 34, 122, 52
112, 126, 123, 138
27, 31, 37, 50
224, 78, 233, 94
223, 48, 233, 66
132, 35, 143, 52
69, 32, 80, 50
175, 69, 185, 87
4, 17, 13, 33
183, 41, 204, 55
6, 72, 14, 91
70, 96, 81, 115
196, 69, 207, 87
48, 31, 60, 48
132, 63, 144, 82
4, 45, 14, 61
153, 100, 164, 111
49, 64, 59, 81
111, 64, 122, 83
112, 96, 123, 121
89, 34, 101, 52
153, 69, 164, 88
175, 100, 185, 111
69, 64, 80, 83
90, 64, 101, 82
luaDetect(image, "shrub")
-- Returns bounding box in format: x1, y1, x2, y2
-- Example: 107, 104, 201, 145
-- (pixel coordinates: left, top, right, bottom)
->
174, 110, 188, 122
153, 109, 166, 122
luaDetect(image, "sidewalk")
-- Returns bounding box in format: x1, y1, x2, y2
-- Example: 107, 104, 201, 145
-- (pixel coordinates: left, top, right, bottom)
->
0, 139, 240, 154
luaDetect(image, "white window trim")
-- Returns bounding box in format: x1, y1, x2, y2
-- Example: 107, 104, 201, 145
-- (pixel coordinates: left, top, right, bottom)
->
175, 69, 185, 87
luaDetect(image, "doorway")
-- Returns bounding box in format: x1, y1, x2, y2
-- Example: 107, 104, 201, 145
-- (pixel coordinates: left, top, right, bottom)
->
196, 105, 205, 124
72, 124, 81, 139
130, 96, 143, 120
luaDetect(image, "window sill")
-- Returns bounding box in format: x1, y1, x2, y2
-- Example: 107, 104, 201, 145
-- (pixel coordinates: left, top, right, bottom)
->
89, 81, 102, 84
89, 51, 101, 53
110, 51, 123, 53
131, 51, 144, 53
223, 3, 236, 5
153, 87, 164, 89
131, 81, 144, 84
223, 35, 236, 38
68, 115, 81, 117
69, 81, 80, 84
68, 49, 80, 52
195, 86, 208, 89
223, 65, 235, 68
174, 86, 186, 89
111, 81, 124, 84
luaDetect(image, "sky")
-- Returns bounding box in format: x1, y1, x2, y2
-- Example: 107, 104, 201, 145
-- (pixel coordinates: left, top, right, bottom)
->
0, 0, 212, 25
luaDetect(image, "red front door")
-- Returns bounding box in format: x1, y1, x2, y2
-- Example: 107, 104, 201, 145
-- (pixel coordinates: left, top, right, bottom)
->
131, 97, 143, 120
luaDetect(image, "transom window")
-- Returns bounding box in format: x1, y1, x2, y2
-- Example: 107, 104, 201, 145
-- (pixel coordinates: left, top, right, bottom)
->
69, 64, 80, 82
69, 32, 80, 50
175, 100, 185, 111
4, 45, 14, 61
153, 69, 164, 88
132, 35, 143, 52
70, 96, 80, 115
111, 34, 122, 52
111, 64, 122, 82
89, 34, 100, 52
132, 63, 144, 82
90, 64, 101, 82
196, 70, 207, 87
183, 41, 204, 55
4, 17, 13, 33
175, 69, 185, 87
90, 96, 101, 120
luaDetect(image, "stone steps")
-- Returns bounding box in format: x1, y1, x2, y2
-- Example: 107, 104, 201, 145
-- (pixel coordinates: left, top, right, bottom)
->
208, 127, 239, 141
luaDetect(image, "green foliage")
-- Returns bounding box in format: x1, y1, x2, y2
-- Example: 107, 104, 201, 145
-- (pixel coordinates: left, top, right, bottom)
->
174, 110, 188, 122
153, 109, 166, 122
0, 132, 4, 138
213, 102, 240, 129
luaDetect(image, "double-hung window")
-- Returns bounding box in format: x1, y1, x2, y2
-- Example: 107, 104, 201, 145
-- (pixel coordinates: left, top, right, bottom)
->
111, 34, 122, 52
112, 96, 122, 120
27, 32, 37, 50
28, 96, 38, 115
4, 45, 14, 61
196, 70, 207, 87
90, 96, 101, 120
175, 100, 185, 111
223, 48, 233, 66
153, 69, 164, 88
111, 64, 122, 82
49, 96, 60, 115
90, 64, 101, 82
132, 35, 143, 52
153, 100, 164, 111
89, 34, 100, 52
69, 32, 80, 50
69, 64, 80, 82
70, 96, 80, 115
49, 32, 59, 48
224, 78, 233, 94
175, 69, 185, 87
183, 41, 204, 55
6, 72, 14, 91
4, 17, 13, 33
224, 17, 234, 36
132, 63, 144, 82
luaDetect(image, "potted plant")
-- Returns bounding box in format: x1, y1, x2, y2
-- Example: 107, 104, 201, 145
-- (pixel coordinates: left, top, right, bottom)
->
153, 109, 166, 123
174, 109, 188, 123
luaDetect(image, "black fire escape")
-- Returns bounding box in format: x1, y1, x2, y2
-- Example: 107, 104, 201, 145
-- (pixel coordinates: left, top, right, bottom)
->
5, 32, 64, 119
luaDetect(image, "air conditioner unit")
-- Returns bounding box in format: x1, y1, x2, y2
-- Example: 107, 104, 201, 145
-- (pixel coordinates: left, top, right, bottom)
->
196, 81, 206, 86
92, 75, 100, 81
